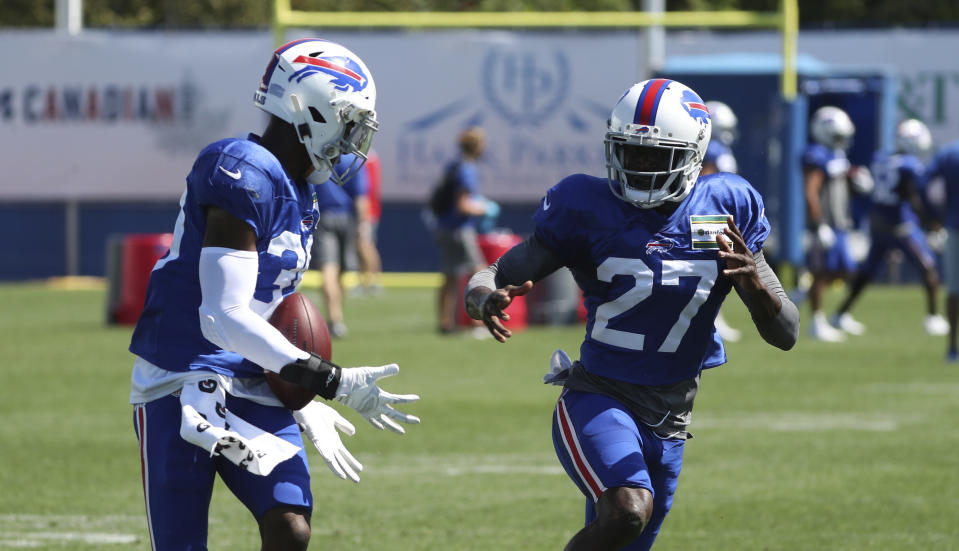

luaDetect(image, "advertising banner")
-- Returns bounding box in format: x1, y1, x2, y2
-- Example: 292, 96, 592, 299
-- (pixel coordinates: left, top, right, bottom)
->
0, 30, 641, 202
0, 31, 271, 200
3, 29, 959, 202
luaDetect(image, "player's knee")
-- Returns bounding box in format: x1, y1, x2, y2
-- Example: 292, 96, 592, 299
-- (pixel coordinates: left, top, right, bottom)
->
260, 508, 311, 551
598, 487, 653, 542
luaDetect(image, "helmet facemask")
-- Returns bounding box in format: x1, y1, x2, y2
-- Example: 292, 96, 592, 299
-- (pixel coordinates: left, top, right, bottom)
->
604, 80, 710, 210
895, 119, 932, 157
605, 133, 701, 209
290, 94, 378, 186
825, 125, 853, 150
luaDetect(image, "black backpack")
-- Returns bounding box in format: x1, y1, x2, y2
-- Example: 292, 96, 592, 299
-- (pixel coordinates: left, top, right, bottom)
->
429, 162, 461, 216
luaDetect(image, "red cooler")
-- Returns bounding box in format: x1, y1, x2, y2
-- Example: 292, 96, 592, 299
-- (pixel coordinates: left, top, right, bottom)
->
456, 231, 528, 331
109, 233, 173, 325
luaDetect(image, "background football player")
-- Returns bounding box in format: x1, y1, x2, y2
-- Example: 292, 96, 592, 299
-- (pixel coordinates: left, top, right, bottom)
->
925, 137, 959, 361
464, 79, 799, 551
701, 100, 742, 342
832, 119, 948, 336
802, 105, 874, 341
129, 39, 419, 550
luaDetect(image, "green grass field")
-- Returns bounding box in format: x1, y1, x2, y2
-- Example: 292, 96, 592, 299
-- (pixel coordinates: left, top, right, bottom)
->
1, 280, 958, 550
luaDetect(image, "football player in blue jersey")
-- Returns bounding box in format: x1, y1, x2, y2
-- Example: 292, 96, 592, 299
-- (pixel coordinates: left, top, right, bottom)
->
464, 79, 799, 551
926, 138, 959, 361
802, 106, 874, 341
832, 119, 948, 336
701, 100, 742, 342
128, 39, 419, 550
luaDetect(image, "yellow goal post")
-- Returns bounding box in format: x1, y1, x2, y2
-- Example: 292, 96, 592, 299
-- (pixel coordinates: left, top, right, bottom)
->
273, 0, 798, 100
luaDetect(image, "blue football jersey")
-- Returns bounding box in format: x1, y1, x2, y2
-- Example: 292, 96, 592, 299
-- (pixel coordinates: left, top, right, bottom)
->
129, 134, 319, 378
870, 151, 924, 226
534, 173, 770, 386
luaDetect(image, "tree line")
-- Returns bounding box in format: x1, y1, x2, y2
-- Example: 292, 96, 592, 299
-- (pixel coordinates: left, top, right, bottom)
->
2, 0, 957, 29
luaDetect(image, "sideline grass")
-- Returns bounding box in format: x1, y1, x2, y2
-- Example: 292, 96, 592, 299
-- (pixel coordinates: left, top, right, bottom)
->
0, 282, 957, 549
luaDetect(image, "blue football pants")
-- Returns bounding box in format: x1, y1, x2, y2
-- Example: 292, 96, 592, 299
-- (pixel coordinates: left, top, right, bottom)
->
133, 392, 312, 550
553, 389, 686, 551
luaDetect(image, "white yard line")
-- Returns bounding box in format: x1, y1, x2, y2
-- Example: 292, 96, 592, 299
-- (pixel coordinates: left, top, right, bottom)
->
693, 412, 909, 432
0, 532, 137, 547
0, 515, 139, 547
310, 453, 566, 477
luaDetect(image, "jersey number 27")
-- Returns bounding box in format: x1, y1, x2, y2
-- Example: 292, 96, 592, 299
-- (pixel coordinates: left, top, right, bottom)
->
591, 257, 717, 352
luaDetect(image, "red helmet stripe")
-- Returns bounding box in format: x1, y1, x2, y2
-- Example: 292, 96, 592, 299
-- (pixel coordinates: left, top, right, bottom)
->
634, 78, 671, 126
293, 55, 363, 82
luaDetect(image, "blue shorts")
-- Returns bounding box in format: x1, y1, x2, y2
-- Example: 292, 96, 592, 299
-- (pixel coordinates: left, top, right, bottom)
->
807, 228, 856, 274
552, 389, 686, 551
860, 222, 936, 276
133, 392, 312, 549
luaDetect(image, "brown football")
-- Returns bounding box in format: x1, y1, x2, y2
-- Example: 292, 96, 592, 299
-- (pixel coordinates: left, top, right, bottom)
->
266, 292, 332, 410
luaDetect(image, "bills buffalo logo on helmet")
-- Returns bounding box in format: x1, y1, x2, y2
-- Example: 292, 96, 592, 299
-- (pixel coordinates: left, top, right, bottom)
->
290, 55, 369, 93
646, 237, 679, 255
681, 90, 710, 127
198, 379, 217, 393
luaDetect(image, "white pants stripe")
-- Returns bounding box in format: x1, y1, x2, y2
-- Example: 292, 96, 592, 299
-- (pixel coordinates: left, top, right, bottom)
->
555, 395, 606, 502
135, 404, 157, 551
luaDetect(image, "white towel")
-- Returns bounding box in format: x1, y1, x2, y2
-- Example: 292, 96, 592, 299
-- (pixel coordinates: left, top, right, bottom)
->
179, 376, 300, 476
543, 349, 573, 385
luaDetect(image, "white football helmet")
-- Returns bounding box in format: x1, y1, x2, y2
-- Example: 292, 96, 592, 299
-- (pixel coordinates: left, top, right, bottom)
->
254, 38, 378, 185
895, 118, 933, 157
605, 79, 711, 209
810, 106, 854, 150
705, 100, 737, 146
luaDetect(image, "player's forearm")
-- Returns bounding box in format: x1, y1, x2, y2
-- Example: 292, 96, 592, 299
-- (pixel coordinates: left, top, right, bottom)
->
464, 234, 563, 319
354, 196, 371, 223
197, 248, 309, 372
804, 171, 825, 225
737, 252, 799, 350
457, 193, 489, 217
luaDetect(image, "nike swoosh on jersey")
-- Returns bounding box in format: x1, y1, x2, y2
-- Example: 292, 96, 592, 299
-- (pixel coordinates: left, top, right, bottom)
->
543, 195, 551, 210
218, 165, 242, 179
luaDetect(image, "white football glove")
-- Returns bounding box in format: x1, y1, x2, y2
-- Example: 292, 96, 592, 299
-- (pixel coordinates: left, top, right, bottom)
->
293, 401, 363, 483
849, 166, 875, 194
927, 227, 947, 253
335, 364, 421, 434
543, 349, 573, 386
816, 223, 837, 249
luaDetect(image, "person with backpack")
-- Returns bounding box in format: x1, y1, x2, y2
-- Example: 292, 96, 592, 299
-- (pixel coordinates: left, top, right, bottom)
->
432, 126, 497, 334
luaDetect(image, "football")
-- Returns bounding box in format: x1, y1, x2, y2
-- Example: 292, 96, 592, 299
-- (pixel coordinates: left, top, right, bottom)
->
266, 292, 332, 410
